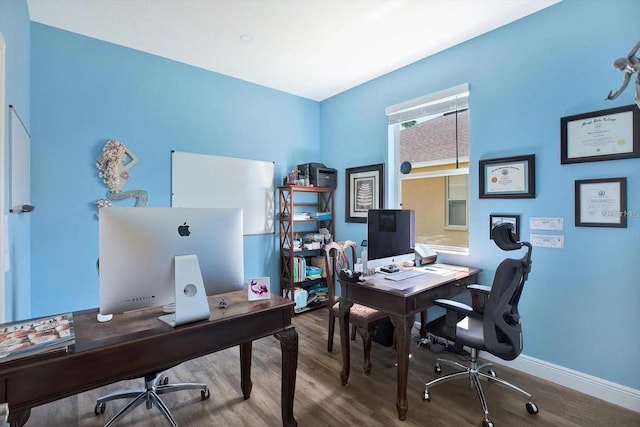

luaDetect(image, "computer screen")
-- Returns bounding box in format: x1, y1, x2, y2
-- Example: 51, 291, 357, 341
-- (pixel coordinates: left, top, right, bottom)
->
99, 207, 245, 318
366, 209, 415, 271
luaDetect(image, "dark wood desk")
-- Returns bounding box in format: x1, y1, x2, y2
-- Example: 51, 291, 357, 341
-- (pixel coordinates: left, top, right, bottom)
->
0, 290, 298, 427
338, 263, 480, 421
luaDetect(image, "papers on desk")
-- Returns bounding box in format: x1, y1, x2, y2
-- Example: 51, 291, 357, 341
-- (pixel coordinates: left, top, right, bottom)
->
0, 313, 75, 362
421, 265, 455, 276
383, 280, 415, 290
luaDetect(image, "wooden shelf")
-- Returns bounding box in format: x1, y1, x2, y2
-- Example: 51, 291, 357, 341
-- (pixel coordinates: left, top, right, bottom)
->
278, 186, 334, 315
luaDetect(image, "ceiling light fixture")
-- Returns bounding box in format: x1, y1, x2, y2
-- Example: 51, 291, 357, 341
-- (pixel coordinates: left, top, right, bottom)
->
239, 34, 253, 43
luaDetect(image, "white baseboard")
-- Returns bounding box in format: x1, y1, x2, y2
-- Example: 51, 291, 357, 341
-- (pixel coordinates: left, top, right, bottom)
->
479, 351, 640, 413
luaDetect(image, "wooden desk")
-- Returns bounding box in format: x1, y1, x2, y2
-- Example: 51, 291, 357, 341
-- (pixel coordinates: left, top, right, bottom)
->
0, 290, 298, 427
338, 263, 480, 421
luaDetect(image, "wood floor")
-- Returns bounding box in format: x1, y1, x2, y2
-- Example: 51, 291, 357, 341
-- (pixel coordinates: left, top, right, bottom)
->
27, 308, 639, 426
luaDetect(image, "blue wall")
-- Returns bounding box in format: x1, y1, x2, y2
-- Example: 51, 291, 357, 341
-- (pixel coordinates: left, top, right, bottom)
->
0, 0, 31, 321
29, 23, 320, 316
3, 0, 637, 394
321, 0, 640, 390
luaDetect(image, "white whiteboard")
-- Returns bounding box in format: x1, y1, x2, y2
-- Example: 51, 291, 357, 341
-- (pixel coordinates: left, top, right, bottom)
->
9, 106, 30, 212
171, 151, 275, 235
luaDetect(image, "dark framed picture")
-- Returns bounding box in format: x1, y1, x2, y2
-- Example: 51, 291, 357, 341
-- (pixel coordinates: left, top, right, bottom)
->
345, 163, 384, 223
489, 214, 520, 240
479, 154, 535, 199
561, 104, 639, 164
575, 177, 627, 228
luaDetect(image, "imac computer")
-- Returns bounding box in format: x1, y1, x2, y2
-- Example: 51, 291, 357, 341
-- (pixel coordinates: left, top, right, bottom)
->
99, 207, 244, 327
366, 209, 416, 273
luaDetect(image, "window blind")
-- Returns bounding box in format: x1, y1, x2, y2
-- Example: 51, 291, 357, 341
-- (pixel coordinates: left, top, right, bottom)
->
385, 83, 469, 125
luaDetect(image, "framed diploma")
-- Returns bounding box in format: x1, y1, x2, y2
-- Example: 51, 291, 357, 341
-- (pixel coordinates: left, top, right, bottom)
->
574, 177, 627, 228
479, 154, 535, 199
561, 104, 639, 164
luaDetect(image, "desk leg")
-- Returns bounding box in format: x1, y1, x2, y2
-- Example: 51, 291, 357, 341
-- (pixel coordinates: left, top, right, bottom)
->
8, 409, 30, 427
274, 327, 298, 427
338, 299, 353, 386
390, 315, 413, 421
240, 342, 253, 400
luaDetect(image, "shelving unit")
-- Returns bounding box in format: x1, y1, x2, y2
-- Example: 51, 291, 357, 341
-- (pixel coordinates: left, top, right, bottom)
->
278, 186, 334, 314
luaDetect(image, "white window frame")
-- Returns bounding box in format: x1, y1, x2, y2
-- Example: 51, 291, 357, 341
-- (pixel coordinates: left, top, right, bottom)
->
386, 83, 470, 255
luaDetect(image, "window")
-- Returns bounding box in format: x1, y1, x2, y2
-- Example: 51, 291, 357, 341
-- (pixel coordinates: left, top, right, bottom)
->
386, 84, 469, 252
447, 175, 468, 227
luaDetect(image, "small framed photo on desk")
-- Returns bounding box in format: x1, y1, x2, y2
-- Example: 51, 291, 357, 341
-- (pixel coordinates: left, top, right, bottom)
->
248, 277, 271, 301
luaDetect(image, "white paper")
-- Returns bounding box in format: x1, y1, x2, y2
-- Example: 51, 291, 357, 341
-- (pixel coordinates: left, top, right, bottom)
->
530, 234, 564, 249
579, 181, 622, 224
566, 110, 634, 158
485, 161, 527, 193
530, 217, 564, 231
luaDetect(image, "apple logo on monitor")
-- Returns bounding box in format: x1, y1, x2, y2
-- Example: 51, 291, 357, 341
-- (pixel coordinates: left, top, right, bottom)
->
177, 222, 191, 237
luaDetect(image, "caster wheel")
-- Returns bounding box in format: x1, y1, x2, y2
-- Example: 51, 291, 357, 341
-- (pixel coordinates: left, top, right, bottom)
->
487, 369, 497, 382
481, 420, 494, 427
434, 364, 442, 374
161, 376, 169, 385
526, 401, 538, 414
201, 388, 211, 400
423, 390, 430, 401
94, 402, 105, 416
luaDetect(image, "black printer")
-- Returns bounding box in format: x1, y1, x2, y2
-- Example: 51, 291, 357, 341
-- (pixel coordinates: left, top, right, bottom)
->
297, 163, 337, 188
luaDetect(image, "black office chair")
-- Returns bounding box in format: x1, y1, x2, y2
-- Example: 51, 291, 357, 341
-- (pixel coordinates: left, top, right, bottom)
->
422, 223, 537, 427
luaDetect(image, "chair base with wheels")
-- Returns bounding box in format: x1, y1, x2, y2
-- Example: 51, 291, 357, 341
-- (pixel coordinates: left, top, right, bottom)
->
94, 371, 210, 427
423, 347, 538, 427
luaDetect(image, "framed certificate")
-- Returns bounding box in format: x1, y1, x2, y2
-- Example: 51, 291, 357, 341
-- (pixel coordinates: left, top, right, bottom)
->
489, 214, 520, 240
574, 177, 627, 227
561, 104, 639, 164
479, 154, 535, 199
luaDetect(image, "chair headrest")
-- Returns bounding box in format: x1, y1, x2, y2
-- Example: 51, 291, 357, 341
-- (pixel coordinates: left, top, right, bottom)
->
492, 223, 521, 251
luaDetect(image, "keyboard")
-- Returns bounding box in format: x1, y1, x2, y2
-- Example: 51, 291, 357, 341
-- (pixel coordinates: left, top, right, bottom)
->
384, 269, 428, 281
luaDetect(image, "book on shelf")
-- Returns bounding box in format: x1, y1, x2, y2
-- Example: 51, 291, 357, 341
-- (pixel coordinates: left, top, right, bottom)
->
0, 312, 75, 363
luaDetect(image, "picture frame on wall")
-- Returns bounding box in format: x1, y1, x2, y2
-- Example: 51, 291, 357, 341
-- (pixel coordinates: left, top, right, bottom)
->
574, 177, 627, 228
479, 154, 535, 199
345, 163, 384, 223
560, 104, 639, 164
489, 214, 520, 240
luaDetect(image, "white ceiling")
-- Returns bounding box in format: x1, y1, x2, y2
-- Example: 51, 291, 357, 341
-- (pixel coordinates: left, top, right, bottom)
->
27, 0, 560, 101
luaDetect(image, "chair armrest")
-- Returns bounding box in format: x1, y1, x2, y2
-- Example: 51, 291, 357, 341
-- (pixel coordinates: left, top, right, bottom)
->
467, 284, 490, 313
431, 299, 474, 340
432, 298, 474, 317
467, 284, 491, 294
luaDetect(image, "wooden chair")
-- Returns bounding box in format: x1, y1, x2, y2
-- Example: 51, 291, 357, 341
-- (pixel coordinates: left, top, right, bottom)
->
324, 240, 389, 375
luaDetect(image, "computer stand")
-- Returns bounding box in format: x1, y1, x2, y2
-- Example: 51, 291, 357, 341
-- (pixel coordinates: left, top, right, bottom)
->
95, 254, 212, 426
158, 254, 210, 328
